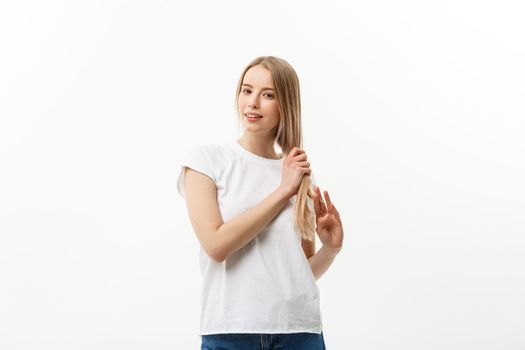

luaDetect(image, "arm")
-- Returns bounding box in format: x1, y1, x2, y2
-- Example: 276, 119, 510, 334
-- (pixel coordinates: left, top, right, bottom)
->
214, 186, 291, 262
302, 236, 340, 281
306, 185, 345, 281
307, 245, 341, 281
183, 167, 292, 262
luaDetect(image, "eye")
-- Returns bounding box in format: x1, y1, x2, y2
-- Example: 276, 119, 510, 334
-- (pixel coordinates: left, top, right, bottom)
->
240, 89, 274, 98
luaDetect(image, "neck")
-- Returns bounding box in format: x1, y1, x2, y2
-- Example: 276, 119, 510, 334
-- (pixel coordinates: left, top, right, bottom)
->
236, 135, 282, 159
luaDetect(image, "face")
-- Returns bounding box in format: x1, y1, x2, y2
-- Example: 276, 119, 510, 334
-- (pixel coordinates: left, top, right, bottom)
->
238, 65, 280, 134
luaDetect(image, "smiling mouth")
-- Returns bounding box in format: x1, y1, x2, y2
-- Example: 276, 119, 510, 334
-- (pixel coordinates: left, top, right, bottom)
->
245, 113, 262, 119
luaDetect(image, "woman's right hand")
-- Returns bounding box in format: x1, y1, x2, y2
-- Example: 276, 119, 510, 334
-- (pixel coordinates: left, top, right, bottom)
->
279, 147, 311, 198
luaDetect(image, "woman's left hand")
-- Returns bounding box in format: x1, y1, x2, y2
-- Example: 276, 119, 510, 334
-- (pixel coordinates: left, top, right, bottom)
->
312, 186, 344, 253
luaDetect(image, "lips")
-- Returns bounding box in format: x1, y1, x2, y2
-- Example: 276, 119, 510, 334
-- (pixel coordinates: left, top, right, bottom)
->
245, 112, 262, 118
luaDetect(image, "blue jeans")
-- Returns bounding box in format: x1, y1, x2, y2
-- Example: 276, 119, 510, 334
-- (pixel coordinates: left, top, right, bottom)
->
200, 331, 326, 350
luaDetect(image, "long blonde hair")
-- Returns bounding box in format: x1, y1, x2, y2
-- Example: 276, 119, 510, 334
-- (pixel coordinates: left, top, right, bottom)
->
234, 56, 316, 242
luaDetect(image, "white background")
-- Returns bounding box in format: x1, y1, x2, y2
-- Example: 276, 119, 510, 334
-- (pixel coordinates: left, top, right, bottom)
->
1, 1, 524, 349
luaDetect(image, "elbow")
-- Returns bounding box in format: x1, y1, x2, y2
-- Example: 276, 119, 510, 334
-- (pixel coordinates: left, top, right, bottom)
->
200, 227, 228, 263
206, 242, 227, 263
209, 251, 225, 263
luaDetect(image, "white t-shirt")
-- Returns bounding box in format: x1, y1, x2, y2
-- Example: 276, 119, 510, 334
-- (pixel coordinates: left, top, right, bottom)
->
176, 140, 322, 335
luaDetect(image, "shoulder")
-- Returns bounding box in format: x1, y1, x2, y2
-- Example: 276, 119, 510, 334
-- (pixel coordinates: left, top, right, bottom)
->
181, 142, 238, 172
177, 143, 229, 197
195, 142, 234, 161
201, 142, 241, 162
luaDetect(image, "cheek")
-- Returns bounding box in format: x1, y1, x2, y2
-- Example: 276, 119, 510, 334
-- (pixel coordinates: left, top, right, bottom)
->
237, 96, 247, 109
270, 102, 280, 116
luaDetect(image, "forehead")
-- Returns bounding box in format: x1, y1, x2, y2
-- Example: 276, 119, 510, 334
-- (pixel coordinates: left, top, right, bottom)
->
242, 65, 274, 89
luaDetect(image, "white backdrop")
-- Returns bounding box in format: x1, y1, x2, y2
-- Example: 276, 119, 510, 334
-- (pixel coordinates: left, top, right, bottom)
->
1, 1, 524, 349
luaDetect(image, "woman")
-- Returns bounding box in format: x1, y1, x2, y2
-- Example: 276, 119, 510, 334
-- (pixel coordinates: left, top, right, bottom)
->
177, 56, 344, 350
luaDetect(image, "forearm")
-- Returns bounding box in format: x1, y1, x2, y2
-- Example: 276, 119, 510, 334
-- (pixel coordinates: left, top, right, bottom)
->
215, 187, 291, 262
308, 245, 341, 281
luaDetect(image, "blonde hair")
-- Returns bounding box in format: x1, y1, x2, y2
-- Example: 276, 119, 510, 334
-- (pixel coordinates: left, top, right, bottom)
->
234, 56, 316, 242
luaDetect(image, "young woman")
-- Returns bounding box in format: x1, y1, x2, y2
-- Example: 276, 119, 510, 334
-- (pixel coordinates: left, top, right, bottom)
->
177, 56, 344, 350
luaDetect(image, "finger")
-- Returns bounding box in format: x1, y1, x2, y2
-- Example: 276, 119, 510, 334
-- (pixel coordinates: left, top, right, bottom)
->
318, 187, 327, 215
332, 204, 341, 221
324, 191, 333, 209
292, 153, 307, 161
318, 214, 329, 227
312, 188, 322, 217
326, 200, 341, 222
287, 147, 304, 158
318, 188, 327, 215
314, 186, 323, 216
334, 209, 341, 223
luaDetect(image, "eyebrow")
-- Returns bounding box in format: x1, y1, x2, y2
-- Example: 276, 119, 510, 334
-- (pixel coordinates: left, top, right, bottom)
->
242, 83, 275, 91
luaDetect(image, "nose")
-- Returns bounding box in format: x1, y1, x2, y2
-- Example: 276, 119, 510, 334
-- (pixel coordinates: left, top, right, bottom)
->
248, 94, 259, 109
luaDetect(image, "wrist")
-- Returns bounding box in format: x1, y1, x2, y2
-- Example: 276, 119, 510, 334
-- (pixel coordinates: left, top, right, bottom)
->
322, 244, 342, 256
275, 186, 293, 201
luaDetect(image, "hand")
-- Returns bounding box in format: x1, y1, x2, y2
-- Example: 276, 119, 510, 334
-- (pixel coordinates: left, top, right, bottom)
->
312, 186, 344, 253
279, 147, 311, 198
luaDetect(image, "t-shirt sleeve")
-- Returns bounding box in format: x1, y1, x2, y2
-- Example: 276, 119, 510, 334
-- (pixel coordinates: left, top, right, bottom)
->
176, 145, 217, 198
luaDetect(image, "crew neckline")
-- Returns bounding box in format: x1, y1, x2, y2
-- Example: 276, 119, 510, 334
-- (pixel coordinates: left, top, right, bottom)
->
231, 140, 284, 164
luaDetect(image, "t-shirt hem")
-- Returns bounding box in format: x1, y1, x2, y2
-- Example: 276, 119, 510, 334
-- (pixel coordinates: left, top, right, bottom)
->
199, 327, 323, 336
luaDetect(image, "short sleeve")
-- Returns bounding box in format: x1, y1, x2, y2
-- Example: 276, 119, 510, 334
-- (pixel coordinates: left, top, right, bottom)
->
176, 145, 217, 198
